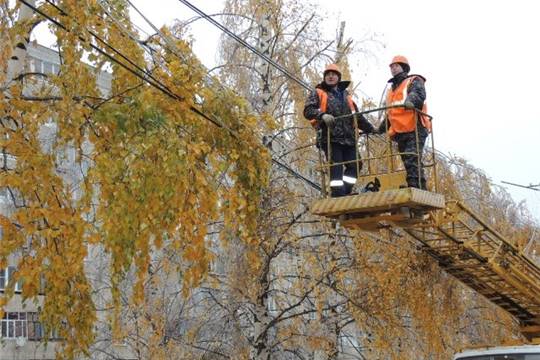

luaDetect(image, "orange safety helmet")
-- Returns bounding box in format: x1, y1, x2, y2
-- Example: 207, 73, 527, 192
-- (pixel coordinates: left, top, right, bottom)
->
323, 63, 342, 77
390, 55, 409, 66
389, 55, 410, 72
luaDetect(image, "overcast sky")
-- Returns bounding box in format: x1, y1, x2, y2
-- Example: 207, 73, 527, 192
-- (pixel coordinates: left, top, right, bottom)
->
317, 0, 540, 221
33, 0, 540, 222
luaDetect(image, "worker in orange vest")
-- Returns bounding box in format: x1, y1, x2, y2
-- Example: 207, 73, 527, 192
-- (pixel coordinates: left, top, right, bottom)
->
378, 55, 432, 189
304, 64, 374, 197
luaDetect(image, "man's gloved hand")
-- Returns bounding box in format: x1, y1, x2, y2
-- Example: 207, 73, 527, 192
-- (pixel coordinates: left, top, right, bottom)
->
376, 121, 387, 134
404, 100, 415, 109
321, 114, 335, 128
363, 124, 375, 135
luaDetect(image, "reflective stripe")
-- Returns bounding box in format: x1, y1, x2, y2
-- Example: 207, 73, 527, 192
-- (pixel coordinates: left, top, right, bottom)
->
312, 89, 356, 118
389, 78, 410, 106
330, 180, 344, 187
401, 78, 410, 101
386, 77, 418, 135
343, 176, 357, 184
317, 88, 327, 113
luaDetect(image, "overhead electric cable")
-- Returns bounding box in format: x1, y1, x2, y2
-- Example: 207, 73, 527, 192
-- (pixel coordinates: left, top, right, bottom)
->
120, 0, 227, 94
175, 0, 314, 93
18, 0, 323, 193
41, 0, 183, 101
501, 181, 540, 192
32, 0, 228, 131
116, 0, 325, 192
35, 0, 178, 101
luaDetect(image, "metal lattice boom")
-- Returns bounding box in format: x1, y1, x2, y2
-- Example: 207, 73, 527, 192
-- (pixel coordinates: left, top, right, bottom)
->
406, 200, 540, 340
311, 190, 540, 340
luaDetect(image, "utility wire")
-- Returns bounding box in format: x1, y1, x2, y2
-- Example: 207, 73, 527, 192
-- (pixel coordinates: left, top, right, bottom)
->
122, 0, 390, 192
105, 0, 324, 193
501, 181, 540, 192
119, 0, 229, 98
116, 0, 325, 192
176, 0, 314, 93
35, 0, 229, 131
17, 0, 324, 192
37, 0, 178, 101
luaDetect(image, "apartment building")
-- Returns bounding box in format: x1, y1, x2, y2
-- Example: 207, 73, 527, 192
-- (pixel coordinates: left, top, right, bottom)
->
0, 42, 136, 360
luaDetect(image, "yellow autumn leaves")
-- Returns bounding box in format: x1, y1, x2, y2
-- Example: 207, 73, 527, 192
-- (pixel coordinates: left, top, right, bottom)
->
0, 1, 272, 358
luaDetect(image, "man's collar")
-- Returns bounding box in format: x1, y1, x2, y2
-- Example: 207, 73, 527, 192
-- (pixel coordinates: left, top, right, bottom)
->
388, 71, 408, 84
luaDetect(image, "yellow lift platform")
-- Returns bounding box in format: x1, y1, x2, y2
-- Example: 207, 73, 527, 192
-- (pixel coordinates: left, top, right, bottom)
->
310, 108, 540, 341
311, 186, 445, 230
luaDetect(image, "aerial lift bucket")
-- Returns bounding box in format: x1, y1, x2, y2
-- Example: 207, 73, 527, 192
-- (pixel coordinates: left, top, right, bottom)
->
310, 105, 444, 230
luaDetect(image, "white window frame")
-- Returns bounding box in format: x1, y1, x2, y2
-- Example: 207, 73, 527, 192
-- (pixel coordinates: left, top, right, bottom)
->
1, 312, 28, 339
0, 267, 22, 293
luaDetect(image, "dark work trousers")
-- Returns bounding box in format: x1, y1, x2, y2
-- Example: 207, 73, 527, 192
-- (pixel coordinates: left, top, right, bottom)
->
395, 126, 429, 189
322, 142, 360, 197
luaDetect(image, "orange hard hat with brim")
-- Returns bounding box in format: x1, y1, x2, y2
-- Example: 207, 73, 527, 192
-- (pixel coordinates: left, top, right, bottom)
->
390, 55, 409, 66
323, 63, 342, 77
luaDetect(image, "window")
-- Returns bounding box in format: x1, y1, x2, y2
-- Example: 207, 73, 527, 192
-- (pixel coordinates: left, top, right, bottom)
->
0, 312, 58, 341
0, 267, 22, 293
43, 61, 53, 74
31, 58, 43, 73
27, 312, 43, 341
1, 312, 27, 339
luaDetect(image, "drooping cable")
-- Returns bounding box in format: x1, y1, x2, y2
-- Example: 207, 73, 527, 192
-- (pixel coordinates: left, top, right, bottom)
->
32, 0, 228, 130
176, 0, 314, 93
17, 0, 323, 192
116, 0, 324, 192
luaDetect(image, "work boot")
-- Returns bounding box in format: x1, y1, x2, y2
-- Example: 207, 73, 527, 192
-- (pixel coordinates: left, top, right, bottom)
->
361, 178, 381, 193
410, 208, 428, 220
406, 176, 420, 189
330, 187, 345, 198
344, 183, 356, 196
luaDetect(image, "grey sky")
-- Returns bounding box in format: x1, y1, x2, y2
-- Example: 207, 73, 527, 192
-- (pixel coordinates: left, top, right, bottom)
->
320, 0, 540, 220
151, 0, 540, 221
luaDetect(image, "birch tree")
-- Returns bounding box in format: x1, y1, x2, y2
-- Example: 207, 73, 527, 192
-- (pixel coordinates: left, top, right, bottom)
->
1, 1, 271, 357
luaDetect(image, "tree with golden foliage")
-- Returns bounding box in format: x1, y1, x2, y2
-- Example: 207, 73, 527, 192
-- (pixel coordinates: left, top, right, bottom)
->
211, 1, 536, 359
1, 1, 537, 359
1, 1, 271, 358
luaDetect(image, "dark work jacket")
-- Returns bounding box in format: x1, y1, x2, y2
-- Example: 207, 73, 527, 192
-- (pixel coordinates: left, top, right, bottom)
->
303, 81, 374, 147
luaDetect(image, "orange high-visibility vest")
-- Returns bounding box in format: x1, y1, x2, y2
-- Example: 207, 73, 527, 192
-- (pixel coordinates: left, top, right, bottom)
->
386, 76, 431, 137
309, 88, 356, 128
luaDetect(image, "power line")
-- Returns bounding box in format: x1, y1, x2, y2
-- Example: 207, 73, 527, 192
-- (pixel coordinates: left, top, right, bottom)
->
176, 0, 314, 93
105, 0, 324, 193
501, 181, 540, 192
126, 0, 384, 193
115, 0, 325, 192
17, 0, 324, 193
118, 0, 229, 97
36, 0, 178, 101
32, 0, 228, 131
